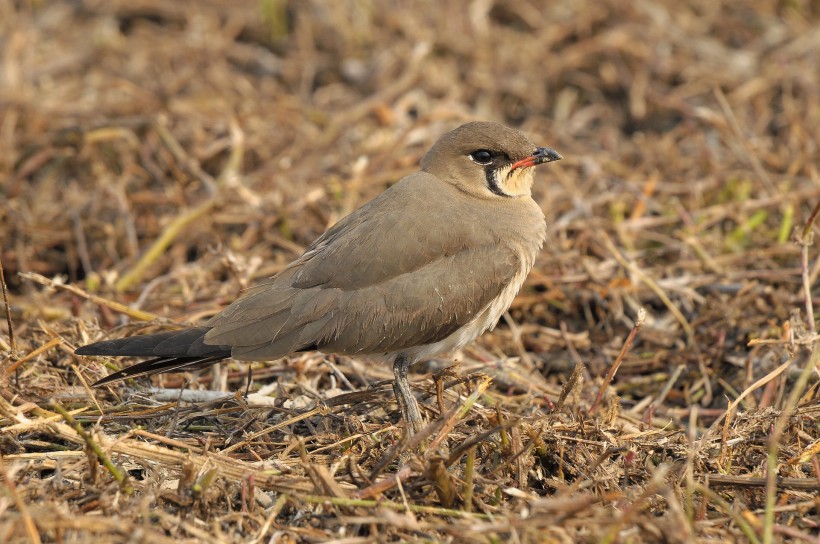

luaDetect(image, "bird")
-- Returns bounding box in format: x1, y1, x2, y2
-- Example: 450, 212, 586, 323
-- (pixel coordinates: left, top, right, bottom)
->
76, 121, 562, 431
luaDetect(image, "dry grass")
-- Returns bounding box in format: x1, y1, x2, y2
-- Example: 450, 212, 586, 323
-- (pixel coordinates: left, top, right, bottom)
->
2, 0, 820, 542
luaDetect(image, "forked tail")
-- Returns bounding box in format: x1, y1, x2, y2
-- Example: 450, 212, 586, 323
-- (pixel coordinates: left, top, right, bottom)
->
75, 327, 232, 386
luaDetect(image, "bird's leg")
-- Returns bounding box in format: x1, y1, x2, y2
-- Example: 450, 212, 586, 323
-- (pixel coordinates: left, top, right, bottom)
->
392, 353, 423, 432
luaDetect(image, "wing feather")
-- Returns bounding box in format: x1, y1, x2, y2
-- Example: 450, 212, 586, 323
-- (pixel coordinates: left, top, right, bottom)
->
202, 172, 522, 358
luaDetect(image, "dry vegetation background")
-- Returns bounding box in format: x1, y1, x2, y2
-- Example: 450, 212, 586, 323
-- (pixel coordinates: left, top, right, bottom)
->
1, 0, 820, 542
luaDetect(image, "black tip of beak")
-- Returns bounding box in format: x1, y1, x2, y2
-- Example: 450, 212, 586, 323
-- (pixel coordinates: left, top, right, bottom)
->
534, 147, 562, 164
510, 147, 563, 171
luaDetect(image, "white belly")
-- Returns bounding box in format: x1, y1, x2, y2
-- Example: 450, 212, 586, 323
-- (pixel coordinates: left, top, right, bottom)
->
392, 250, 532, 363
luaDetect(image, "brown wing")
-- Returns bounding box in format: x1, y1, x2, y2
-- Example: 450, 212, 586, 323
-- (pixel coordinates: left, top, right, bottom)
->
204, 172, 518, 358
289, 172, 496, 290
205, 244, 519, 359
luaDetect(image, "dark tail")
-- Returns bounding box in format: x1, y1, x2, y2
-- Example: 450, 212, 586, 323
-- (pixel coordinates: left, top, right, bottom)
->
76, 327, 232, 386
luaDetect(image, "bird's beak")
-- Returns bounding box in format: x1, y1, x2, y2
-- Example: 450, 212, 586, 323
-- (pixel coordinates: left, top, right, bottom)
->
510, 147, 563, 171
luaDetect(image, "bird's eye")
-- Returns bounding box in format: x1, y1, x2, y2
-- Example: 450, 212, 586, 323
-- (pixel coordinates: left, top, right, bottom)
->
469, 150, 494, 165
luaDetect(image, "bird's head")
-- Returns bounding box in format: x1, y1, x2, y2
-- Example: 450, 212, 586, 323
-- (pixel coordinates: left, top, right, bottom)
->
421, 121, 562, 199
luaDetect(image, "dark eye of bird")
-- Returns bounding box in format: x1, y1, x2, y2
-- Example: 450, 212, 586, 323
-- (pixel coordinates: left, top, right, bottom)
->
469, 150, 494, 165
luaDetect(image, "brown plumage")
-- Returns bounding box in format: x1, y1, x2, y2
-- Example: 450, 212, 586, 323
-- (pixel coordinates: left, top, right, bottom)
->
76, 121, 562, 431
